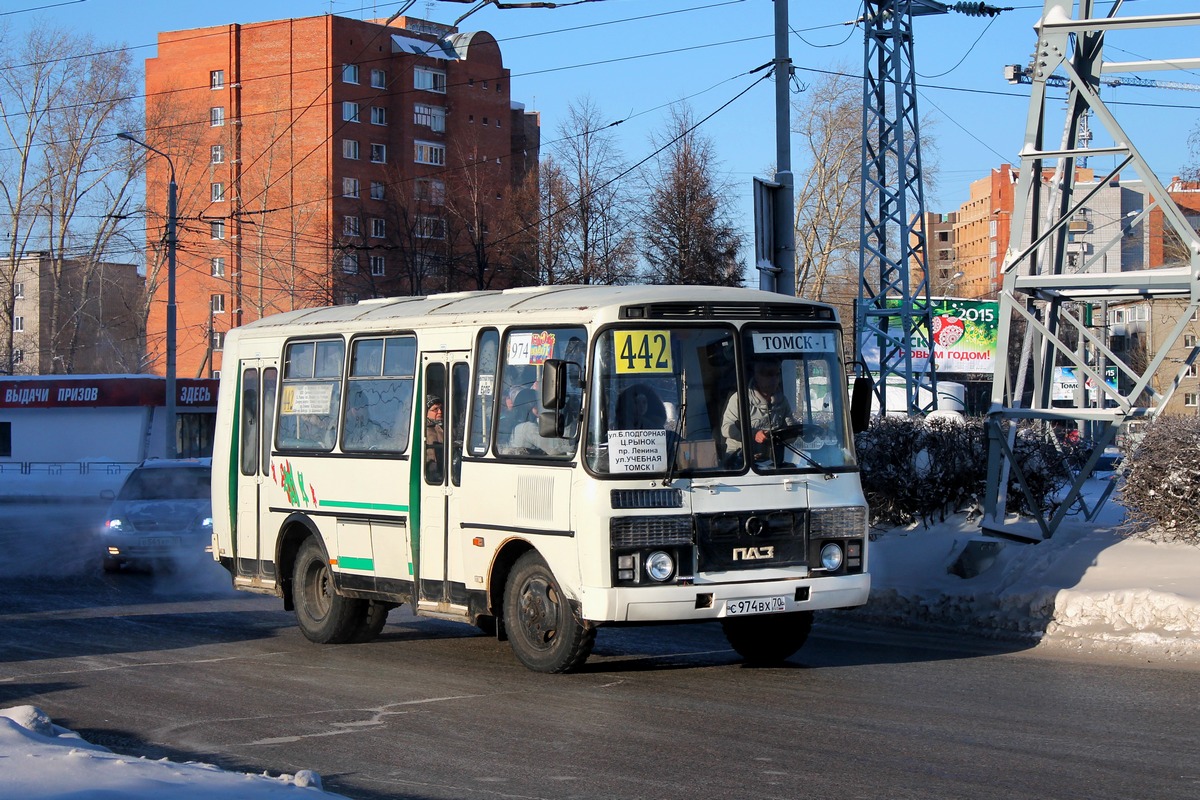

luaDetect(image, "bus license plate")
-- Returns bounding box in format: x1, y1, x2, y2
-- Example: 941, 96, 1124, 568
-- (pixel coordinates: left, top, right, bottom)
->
140, 536, 180, 548
725, 596, 786, 616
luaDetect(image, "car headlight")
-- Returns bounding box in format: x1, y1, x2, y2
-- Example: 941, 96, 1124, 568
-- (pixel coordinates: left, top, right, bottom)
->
104, 519, 123, 532
820, 542, 844, 571
645, 551, 674, 582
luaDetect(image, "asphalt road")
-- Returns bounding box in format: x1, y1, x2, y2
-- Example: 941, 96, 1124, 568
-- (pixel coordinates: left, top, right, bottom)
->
2, 503, 1199, 800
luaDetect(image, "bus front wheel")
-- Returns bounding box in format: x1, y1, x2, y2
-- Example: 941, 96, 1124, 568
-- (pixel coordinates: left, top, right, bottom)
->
721, 610, 813, 665
293, 538, 362, 644
503, 552, 595, 673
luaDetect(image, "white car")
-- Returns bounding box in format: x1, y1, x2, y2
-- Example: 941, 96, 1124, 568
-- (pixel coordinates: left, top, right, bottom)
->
100, 458, 213, 572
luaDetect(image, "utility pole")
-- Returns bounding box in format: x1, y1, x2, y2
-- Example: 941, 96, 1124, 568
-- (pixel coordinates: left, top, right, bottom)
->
119, 132, 178, 459
771, 0, 795, 297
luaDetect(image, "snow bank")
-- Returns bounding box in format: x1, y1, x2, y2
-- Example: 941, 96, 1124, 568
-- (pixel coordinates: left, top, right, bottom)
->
853, 501, 1200, 661
0, 705, 345, 799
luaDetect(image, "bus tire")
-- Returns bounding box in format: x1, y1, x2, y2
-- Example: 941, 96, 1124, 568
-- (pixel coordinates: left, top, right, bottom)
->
721, 610, 813, 665
348, 600, 392, 643
293, 538, 362, 644
503, 552, 595, 673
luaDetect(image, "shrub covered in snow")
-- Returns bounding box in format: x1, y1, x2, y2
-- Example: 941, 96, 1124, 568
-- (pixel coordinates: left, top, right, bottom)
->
1120, 415, 1200, 544
855, 416, 1078, 527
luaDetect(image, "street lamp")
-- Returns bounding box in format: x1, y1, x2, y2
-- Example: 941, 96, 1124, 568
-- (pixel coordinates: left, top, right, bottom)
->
118, 131, 177, 459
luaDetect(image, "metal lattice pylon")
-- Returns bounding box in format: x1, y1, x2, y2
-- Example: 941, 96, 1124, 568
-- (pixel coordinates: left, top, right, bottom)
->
983, 0, 1200, 541
857, 0, 938, 415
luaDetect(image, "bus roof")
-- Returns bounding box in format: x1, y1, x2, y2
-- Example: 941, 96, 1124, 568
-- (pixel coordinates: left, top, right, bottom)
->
236, 284, 839, 333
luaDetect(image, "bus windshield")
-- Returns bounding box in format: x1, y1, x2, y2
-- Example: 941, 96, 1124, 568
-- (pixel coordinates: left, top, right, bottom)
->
586, 325, 855, 477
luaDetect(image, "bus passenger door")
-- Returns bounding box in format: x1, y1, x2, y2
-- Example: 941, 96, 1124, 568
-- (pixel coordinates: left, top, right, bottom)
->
234, 361, 279, 580
418, 353, 470, 612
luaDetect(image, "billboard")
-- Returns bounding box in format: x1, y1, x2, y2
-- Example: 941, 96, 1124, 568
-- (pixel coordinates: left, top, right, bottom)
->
860, 297, 1000, 375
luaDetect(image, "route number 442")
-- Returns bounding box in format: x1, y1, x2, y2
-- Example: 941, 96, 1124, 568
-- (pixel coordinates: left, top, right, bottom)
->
614, 331, 673, 373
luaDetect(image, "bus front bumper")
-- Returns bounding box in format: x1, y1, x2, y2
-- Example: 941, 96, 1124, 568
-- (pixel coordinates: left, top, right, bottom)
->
579, 573, 870, 623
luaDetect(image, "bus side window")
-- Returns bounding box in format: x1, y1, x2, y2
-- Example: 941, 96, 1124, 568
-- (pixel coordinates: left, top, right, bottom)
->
468, 329, 499, 456
240, 368, 259, 476
451, 361, 469, 485
423, 364, 446, 484
261, 367, 277, 474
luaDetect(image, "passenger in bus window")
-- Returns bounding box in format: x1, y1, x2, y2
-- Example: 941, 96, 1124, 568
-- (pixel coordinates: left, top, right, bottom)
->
506, 389, 567, 456
721, 359, 793, 466
616, 384, 665, 430
497, 386, 521, 445
425, 396, 445, 480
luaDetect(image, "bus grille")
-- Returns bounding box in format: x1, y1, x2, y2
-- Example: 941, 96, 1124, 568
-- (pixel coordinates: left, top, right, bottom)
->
694, 509, 808, 571
610, 515, 693, 548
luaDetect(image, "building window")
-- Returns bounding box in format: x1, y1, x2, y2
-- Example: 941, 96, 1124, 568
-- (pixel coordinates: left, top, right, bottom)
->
496, 118, 501, 128
211, 330, 224, 351
342, 292, 360, 305
12, 316, 22, 333
1188, 364, 1198, 379
343, 177, 360, 198
211, 220, 225, 239
13, 282, 23, 299
343, 216, 360, 236
1186, 334, 1197, 349
210, 70, 224, 90
211, 257, 225, 277
370, 181, 386, 200
370, 218, 385, 238
211, 144, 224, 164
370, 255, 385, 276
343, 139, 359, 160
343, 102, 360, 123
210, 107, 225, 126
211, 294, 226, 313
10, 350, 22, 367
370, 106, 387, 126
370, 68, 386, 88
416, 215, 446, 240
414, 103, 446, 132
415, 141, 445, 166
211, 182, 225, 202
342, 64, 359, 84
341, 253, 359, 274
482, 117, 488, 126
414, 67, 447, 93
938, 231, 949, 242
415, 178, 445, 205
370, 143, 387, 163
1187, 392, 1199, 407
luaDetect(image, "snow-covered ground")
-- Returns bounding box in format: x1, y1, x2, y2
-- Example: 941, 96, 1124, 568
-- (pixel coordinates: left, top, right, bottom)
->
3, 482, 1198, 797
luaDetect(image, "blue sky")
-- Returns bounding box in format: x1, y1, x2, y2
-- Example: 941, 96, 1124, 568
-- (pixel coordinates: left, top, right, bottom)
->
9, 0, 1200, 263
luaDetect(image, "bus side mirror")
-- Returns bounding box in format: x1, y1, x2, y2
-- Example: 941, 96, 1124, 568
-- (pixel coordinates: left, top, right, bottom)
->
850, 375, 873, 434
540, 359, 567, 410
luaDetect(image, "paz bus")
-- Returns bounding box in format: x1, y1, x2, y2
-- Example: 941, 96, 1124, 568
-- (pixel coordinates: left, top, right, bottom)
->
211, 285, 871, 673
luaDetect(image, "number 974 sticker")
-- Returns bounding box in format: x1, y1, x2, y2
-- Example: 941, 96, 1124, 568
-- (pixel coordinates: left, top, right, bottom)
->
614, 331, 673, 373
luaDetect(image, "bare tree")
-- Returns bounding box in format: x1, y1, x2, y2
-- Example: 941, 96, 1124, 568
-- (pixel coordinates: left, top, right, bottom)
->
550, 97, 638, 285
792, 69, 861, 305
640, 103, 744, 286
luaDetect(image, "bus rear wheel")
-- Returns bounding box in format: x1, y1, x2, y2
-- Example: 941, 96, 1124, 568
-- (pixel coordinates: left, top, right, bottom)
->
503, 552, 595, 673
721, 610, 813, 665
293, 538, 362, 644
348, 600, 392, 643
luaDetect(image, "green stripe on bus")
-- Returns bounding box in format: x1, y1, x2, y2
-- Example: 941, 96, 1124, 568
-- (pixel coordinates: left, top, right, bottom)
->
338, 556, 375, 571
318, 499, 409, 512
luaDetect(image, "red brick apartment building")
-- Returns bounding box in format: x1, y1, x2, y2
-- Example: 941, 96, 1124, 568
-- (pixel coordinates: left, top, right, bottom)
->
142, 14, 540, 378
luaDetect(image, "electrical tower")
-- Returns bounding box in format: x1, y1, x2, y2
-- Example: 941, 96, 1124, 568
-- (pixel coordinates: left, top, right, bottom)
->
856, 1, 1004, 415
983, 0, 1200, 541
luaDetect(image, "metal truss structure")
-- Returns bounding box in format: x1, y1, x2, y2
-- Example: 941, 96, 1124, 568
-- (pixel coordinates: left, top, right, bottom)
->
983, 0, 1200, 540
856, 0, 939, 415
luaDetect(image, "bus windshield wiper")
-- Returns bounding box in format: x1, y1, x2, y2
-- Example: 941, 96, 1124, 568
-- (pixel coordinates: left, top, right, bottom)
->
767, 422, 836, 479
662, 397, 685, 486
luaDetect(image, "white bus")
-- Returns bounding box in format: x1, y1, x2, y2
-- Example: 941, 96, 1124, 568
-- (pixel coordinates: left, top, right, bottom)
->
211, 285, 871, 672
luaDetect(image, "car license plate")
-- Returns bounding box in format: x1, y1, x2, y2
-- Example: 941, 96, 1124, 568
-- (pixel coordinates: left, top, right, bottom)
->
139, 536, 180, 548
725, 596, 786, 616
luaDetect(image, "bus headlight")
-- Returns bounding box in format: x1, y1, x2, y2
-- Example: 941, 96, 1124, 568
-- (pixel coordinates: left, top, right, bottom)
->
820, 542, 844, 572
645, 551, 674, 582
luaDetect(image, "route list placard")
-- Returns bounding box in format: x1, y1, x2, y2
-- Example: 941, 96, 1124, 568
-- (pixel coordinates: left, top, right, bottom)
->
608, 429, 667, 473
